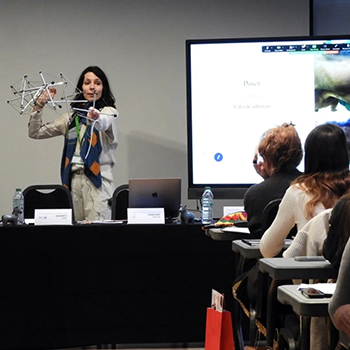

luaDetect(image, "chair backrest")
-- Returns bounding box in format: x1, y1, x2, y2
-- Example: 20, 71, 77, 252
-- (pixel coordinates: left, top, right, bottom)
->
23, 184, 74, 222
261, 198, 297, 238
111, 184, 129, 220
261, 198, 282, 234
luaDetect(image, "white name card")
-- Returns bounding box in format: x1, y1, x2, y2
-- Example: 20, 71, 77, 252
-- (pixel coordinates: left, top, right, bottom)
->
223, 206, 244, 216
34, 209, 73, 226
127, 208, 165, 224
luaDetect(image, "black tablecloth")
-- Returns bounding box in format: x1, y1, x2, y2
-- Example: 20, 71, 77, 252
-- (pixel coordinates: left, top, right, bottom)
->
0, 223, 236, 349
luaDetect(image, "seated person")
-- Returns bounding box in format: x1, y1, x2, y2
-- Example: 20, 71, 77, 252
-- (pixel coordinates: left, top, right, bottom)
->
283, 208, 332, 258
244, 123, 302, 237
235, 124, 350, 347
260, 123, 350, 258
281, 208, 332, 350
323, 193, 350, 275
329, 238, 350, 340
283, 194, 350, 350
233, 123, 302, 338
284, 193, 350, 267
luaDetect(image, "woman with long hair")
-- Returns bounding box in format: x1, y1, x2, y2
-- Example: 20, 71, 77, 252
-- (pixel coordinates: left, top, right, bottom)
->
260, 123, 350, 257
28, 66, 119, 221
323, 193, 350, 273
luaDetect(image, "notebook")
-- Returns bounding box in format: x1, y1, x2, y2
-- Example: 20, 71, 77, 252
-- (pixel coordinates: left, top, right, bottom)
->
128, 178, 181, 220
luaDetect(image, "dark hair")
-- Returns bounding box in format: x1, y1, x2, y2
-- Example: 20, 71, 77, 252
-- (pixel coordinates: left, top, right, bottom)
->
293, 123, 350, 219
258, 123, 302, 174
73, 66, 116, 109
304, 123, 349, 174
323, 193, 350, 274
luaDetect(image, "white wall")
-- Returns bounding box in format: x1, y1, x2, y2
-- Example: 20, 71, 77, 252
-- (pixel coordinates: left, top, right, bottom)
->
0, 0, 309, 218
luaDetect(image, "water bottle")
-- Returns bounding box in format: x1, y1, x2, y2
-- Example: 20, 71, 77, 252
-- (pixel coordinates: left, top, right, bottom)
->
202, 186, 214, 224
13, 188, 25, 225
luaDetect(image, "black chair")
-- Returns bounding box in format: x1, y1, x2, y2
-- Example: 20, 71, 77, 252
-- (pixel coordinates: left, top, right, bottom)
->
111, 184, 129, 220
261, 198, 282, 234
23, 184, 75, 223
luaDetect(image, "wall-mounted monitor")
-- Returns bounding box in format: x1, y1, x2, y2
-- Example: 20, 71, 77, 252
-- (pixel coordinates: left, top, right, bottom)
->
186, 35, 350, 199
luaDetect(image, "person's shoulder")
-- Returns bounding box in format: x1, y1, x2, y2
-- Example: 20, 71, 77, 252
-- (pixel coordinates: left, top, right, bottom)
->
244, 180, 266, 199
312, 208, 333, 226
246, 175, 288, 198
278, 184, 307, 205
287, 183, 304, 194
260, 173, 295, 193
304, 208, 332, 232
274, 168, 302, 181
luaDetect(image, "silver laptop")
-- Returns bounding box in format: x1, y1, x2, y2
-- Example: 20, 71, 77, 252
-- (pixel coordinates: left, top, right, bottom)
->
128, 178, 181, 220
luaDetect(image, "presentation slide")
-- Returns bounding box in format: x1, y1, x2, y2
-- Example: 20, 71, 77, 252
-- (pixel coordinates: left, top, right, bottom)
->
188, 38, 350, 187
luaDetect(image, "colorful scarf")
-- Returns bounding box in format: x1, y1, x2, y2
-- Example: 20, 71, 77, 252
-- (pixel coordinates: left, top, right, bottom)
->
61, 115, 102, 189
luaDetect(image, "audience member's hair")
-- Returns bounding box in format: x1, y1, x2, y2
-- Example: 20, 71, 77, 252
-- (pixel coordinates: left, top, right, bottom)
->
258, 123, 302, 174
293, 123, 350, 219
323, 193, 350, 274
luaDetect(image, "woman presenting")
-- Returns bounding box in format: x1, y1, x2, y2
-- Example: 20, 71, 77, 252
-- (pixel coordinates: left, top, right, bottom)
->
28, 66, 119, 221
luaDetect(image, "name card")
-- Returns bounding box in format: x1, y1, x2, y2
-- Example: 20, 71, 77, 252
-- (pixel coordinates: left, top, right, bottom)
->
223, 206, 244, 216
127, 208, 165, 224
34, 209, 73, 226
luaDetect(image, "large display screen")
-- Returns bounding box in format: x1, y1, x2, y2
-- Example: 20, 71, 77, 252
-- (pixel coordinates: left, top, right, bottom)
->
186, 36, 350, 199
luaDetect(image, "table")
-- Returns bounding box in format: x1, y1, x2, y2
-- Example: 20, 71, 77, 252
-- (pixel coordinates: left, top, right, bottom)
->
259, 257, 336, 280
0, 223, 236, 350
231, 239, 262, 261
277, 284, 335, 350
231, 241, 298, 348
259, 258, 337, 347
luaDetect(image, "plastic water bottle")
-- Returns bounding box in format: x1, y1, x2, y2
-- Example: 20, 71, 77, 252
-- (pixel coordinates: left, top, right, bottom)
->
202, 186, 214, 224
13, 188, 25, 225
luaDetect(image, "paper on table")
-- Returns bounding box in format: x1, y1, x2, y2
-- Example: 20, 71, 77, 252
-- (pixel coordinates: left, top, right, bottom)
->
298, 283, 336, 295
223, 206, 244, 216
222, 226, 250, 234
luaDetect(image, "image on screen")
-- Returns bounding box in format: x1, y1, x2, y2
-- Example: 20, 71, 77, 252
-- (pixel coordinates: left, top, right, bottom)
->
186, 36, 350, 199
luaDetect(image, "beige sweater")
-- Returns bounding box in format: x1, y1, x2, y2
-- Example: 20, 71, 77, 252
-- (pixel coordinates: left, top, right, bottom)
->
260, 185, 325, 258
28, 106, 119, 182
283, 208, 332, 258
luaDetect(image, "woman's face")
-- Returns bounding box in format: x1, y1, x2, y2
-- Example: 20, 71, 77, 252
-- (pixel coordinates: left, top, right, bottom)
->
82, 72, 103, 102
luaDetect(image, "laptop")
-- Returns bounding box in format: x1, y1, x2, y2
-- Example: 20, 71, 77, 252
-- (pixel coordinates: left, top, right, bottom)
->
128, 178, 181, 221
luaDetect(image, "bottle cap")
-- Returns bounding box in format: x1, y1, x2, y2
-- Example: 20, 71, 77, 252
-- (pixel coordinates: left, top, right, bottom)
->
15, 188, 22, 192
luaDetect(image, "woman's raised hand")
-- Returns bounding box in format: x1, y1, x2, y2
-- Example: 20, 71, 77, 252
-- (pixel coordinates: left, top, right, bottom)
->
34, 87, 57, 110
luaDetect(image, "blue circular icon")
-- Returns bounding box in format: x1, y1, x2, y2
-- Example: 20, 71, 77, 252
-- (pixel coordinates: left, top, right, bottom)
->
214, 153, 223, 162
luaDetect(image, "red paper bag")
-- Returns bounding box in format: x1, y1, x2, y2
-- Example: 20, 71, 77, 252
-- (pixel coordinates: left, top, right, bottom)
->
205, 307, 235, 350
